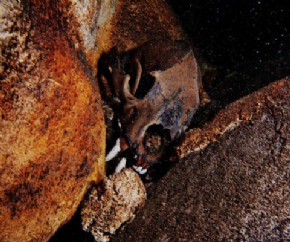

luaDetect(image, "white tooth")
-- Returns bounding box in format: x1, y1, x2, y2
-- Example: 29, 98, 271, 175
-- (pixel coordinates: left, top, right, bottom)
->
133, 166, 147, 175
132, 165, 140, 173
138, 168, 148, 175
136, 167, 142, 173
117, 119, 122, 128
106, 138, 121, 162
115, 158, 127, 173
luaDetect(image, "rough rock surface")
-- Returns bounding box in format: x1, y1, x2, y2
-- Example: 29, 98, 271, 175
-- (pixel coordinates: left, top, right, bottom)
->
81, 168, 146, 242
0, 1, 105, 241
110, 0, 184, 49
112, 78, 290, 241
178, 77, 289, 159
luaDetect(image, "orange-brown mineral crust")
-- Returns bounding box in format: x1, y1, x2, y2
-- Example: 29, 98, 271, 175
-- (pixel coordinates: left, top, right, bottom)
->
178, 78, 290, 158
110, 0, 184, 49
0, 1, 105, 241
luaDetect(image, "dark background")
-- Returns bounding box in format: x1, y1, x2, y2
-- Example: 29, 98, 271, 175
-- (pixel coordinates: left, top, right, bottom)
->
50, 1, 289, 241
170, 0, 289, 107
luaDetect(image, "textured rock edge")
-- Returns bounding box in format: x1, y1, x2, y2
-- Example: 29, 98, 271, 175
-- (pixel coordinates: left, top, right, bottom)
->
112, 77, 290, 241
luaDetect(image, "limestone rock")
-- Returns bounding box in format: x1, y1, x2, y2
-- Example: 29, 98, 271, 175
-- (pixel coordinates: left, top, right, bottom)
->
112, 78, 290, 241
0, 0, 199, 241
0, 1, 106, 241
110, 0, 185, 49
81, 168, 146, 242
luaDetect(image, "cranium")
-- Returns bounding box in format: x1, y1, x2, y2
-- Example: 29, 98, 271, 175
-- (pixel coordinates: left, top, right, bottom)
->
101, 39, 200, 176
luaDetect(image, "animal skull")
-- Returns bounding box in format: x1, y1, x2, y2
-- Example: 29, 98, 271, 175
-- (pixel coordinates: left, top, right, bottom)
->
102, 40, 200, 175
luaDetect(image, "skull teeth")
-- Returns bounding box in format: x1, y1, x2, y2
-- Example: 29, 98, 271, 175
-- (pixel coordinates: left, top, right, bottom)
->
105, 138, 121, 162
133, 165, 148, 175
115, 157, 127, 173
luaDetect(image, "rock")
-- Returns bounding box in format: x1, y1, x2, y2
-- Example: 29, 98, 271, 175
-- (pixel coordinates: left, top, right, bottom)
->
112, 78, 290, 241
109, 0, 184, 49
0, 1, 106, 241
81, 168, 146, 242
0, 0, 201, 241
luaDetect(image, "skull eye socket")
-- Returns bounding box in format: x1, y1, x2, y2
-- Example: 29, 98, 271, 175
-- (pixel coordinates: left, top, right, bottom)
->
134, 74, 155, 99
143, 124, 171, 154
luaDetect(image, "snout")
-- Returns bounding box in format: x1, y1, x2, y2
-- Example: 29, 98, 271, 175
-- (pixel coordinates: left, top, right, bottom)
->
120, 124, 171, 176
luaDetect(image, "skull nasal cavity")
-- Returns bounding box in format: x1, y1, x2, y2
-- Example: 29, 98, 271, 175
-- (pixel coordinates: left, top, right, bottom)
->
143, 124, 171, 154
133, 74, 155, 99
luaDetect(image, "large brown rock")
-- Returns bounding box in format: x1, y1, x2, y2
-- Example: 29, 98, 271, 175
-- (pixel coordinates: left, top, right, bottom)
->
0, 1, 106, 241
112, 78, 290, 241
0, 0, 188, 240
110, 0, 184, 49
